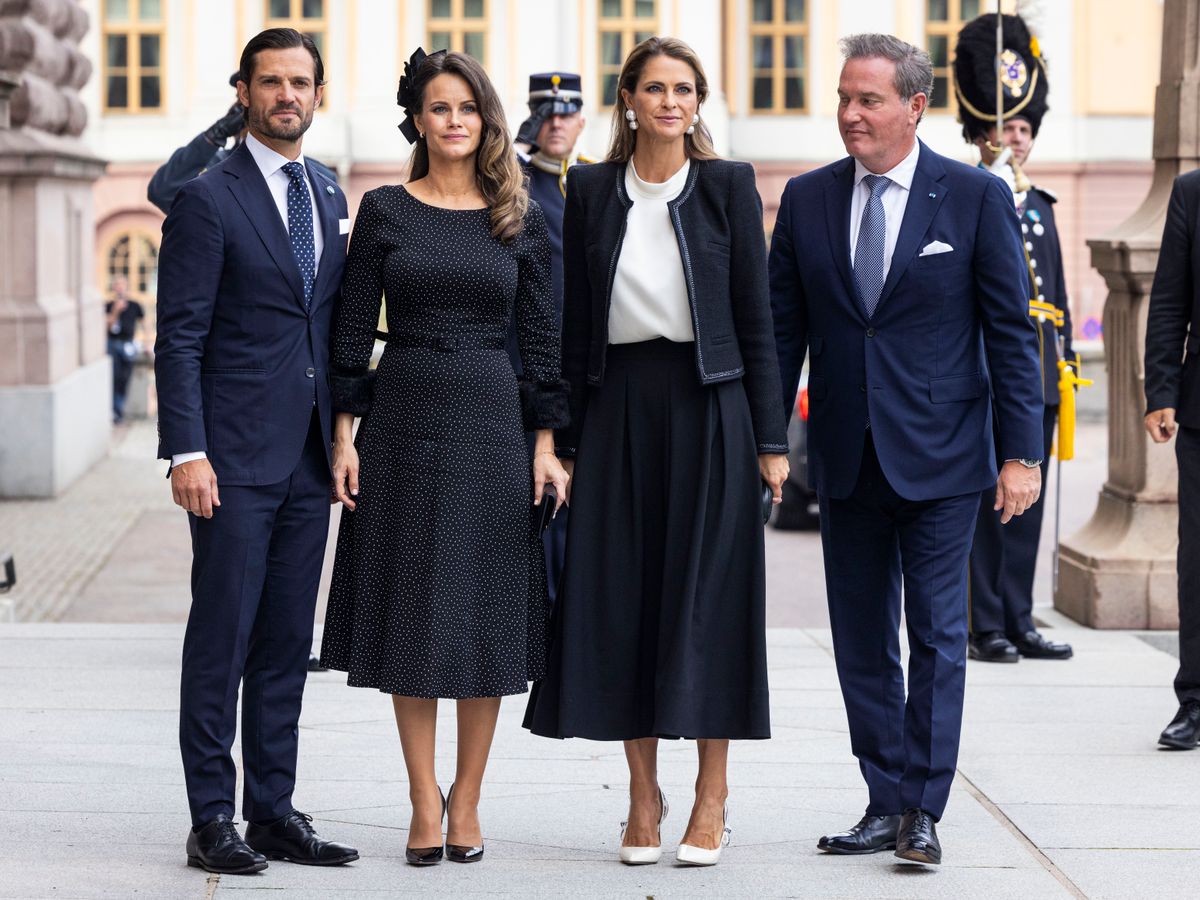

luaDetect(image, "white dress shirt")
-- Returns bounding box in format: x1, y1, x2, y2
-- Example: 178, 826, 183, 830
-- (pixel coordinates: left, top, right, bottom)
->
848, 139, 920, 280
608, 158, 695, 345
172, 134, 325, 469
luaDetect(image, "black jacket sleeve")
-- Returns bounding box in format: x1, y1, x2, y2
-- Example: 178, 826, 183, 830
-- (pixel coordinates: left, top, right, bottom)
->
728, 163, 789, 453
330, 190, 384, 417
1145, 175, 1195, 415
514, 202, 570, 430
768, 178, 810, 426
555, 167, 593, 456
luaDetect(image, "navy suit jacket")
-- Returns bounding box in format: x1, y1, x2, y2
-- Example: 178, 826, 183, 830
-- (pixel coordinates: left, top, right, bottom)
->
154, 140, 348, 485
769, 141, 1044, 502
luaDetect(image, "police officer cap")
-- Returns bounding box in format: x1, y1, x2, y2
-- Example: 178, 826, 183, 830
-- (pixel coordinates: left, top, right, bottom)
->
528, 72, 583, 115
953, 13, 1049, 143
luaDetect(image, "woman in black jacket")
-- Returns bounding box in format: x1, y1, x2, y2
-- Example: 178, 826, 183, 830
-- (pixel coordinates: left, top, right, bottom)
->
524, 37, 789, 867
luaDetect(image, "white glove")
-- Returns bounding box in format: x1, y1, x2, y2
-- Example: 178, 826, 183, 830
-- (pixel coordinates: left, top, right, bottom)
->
988, 148, 1026, 210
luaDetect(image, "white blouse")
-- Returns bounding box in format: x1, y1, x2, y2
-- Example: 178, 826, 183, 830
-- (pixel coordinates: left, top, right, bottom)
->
608, 158, 695, 345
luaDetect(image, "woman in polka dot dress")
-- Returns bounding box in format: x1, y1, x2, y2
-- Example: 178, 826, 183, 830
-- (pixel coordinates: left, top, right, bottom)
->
320, 49, 570, 865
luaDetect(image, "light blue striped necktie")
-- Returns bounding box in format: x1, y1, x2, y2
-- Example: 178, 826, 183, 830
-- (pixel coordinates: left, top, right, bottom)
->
854, 173, 891, 318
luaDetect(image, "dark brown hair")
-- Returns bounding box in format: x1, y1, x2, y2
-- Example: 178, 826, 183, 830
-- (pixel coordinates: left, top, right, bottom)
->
606, 36, 720, 164
407, 52, 527, 243
239, 28, 326, 86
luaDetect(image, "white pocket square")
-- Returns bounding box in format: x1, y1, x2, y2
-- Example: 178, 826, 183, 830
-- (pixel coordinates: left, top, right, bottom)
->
339, 218, 351, 235
919, 240, 954, 257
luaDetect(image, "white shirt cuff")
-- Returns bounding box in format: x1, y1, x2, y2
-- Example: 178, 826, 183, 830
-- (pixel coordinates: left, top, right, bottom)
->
172, 451, 207, 467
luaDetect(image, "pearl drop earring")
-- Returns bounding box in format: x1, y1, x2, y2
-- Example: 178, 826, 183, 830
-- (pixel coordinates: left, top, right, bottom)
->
625, 108, 638, 131
686, 113, 698, 135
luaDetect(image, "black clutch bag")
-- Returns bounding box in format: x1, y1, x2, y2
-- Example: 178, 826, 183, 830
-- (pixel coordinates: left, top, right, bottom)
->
761, 480, 774, 524
534, 485, 558, 535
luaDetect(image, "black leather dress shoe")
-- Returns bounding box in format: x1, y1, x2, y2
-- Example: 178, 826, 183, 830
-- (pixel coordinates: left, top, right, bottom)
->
817, 814, 899, 855
307, 653, 328, 672
1012, 630, 1073, 660
186, 814, 268, 874
894, 808, 941, 865
245, 810, 359, 866
1158, 701, 1200, 750
968, 632, 1019, 663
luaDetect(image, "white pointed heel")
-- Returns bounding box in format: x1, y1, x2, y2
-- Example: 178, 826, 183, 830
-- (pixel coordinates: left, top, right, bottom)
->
618, 789, 668, 866
675, 804, 731, 867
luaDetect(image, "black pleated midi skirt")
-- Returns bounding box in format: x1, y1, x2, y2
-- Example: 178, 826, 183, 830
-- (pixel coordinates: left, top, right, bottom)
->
524, 339, 770, 740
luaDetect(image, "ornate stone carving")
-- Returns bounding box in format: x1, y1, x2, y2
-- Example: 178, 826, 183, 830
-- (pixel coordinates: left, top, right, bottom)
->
0, 0, 90, 136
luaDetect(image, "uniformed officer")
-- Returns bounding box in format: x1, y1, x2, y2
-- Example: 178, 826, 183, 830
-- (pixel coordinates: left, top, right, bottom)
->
954, 13, 1074, 662
148, 72, 337, 215
513, 72, 594, 605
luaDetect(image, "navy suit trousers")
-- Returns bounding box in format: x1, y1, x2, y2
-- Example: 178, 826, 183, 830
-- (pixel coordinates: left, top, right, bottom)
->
819, 432, 979, 821
179, 411, 330, 827
969, 403, 1057, 637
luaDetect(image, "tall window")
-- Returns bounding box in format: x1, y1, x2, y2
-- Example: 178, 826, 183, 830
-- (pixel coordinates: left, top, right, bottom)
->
427, 0, 488, 64
925, 0, 982, 111
598, 0, 657, 107
102, 0, 164, 112
749, 0, 807, 113
264, 0, 328, 59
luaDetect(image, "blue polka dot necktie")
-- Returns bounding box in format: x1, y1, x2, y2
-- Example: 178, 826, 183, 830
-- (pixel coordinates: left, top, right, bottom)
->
282, 161, 315, 306
854, 174, 891, 319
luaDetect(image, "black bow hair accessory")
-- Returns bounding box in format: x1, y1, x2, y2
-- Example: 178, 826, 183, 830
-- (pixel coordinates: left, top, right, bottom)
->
397, 47, 447, 143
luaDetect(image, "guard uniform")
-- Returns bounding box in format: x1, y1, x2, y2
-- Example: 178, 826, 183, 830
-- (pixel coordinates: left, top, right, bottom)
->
512, 72, 593, 605
954, 13, 1075, 658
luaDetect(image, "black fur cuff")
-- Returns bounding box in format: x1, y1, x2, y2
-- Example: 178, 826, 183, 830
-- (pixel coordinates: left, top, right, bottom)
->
330, 369, 375, 417
519, 378, 571, 430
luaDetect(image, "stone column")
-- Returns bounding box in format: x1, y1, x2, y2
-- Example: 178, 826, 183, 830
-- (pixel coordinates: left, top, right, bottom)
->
1055, 0, 1199, 628
0, 0, 109, 498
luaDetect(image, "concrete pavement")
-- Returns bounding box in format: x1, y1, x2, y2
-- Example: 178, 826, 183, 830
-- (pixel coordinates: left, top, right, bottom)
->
1, 419, 1196, 898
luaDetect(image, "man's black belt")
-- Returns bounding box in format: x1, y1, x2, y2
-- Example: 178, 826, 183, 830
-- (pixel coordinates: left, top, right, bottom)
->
375, 330, 507, 352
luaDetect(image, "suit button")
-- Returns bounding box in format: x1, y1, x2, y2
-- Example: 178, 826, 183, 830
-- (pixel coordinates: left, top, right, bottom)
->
860, 385, 867, 393
866, 327, 876, 337
305, 367, 315, 378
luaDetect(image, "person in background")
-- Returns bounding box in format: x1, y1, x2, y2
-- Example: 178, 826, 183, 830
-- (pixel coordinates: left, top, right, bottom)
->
1144, 151, 1200, 752
953, 13, 1074, 664
513, 70, 595, 604
105, 276, 144, 424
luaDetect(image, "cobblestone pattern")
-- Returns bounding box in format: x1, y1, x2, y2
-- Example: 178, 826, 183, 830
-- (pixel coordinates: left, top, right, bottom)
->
0, 422, 173, 622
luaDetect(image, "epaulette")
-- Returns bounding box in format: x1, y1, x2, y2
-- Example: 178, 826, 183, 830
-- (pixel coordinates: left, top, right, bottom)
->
576, 154, 597, 164
1032, 185, 1058, 204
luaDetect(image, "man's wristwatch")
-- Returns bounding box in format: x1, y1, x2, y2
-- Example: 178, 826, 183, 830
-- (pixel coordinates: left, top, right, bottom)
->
1016, 458, 1043, 468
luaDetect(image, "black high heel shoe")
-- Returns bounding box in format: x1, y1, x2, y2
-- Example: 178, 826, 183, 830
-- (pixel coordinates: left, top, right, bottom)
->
445, 783, 484, 863
405, 787, 446, 866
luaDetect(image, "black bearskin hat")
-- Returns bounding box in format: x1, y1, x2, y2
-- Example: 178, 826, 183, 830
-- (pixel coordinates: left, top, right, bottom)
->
953, 13, 1049, 143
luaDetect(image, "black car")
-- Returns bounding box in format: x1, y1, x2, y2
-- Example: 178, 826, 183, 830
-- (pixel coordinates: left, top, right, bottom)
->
770, 375, 819, 531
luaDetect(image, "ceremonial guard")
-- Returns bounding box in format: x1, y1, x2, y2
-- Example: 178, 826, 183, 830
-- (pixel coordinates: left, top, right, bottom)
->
954, 14, 1075, 663
513, 72, 594, 603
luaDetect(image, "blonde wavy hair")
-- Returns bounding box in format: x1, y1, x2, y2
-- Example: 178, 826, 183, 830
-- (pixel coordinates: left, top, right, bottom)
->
407, 51, 528, 243
606, 36, 720, 164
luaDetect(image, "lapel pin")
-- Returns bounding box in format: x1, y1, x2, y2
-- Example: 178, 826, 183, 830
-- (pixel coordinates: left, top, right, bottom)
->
326, 185, 335, 195
928, 192, 937, 198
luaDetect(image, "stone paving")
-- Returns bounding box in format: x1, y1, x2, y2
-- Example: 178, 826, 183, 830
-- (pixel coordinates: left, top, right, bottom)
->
0, 618, 1195, 899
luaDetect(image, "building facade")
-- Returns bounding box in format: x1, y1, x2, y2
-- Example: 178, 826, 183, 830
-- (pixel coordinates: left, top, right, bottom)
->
82, 0, 1164, 345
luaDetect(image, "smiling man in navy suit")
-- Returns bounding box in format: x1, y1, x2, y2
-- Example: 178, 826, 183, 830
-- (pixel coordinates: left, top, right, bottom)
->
769, 34, 1044, 865
155, 29, 357, 874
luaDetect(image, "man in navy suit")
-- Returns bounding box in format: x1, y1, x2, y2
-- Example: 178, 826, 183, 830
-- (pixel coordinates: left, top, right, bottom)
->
155, 29, 357, 874
769, 34, 1044, 865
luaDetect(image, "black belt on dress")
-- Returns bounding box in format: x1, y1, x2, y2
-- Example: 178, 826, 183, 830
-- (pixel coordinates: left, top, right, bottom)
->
375, 330, 507, 351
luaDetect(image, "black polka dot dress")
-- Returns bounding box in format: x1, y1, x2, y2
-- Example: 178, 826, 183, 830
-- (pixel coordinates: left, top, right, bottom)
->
319, 186, 569, 699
